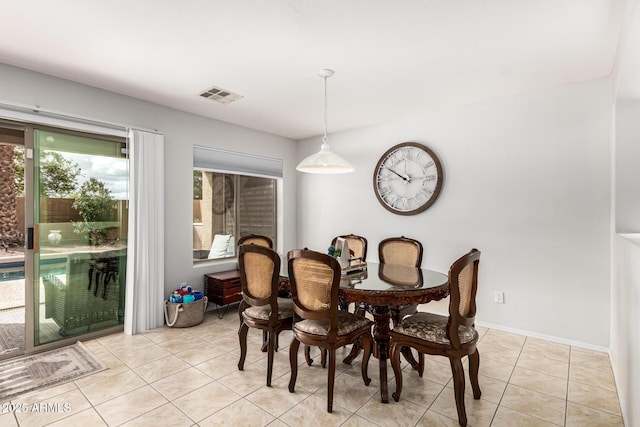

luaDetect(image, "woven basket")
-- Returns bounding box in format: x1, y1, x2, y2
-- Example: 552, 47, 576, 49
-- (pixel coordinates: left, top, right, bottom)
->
164, 296, 208, 328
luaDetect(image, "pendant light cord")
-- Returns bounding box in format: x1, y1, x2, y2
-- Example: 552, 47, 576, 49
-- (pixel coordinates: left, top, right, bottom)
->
323, 75, 328, 144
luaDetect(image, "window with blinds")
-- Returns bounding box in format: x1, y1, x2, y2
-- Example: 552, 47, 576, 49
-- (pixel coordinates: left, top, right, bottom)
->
192, 146, 279, 263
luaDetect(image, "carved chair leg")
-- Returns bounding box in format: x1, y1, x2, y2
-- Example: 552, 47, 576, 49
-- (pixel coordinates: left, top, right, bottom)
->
304, 345, 313, 366
468, 349, 481, 399
260, 330, 268, 352
343, 337, 363, 365
238, 322, 249, 370
302, 346, 327, 367
389, 342, 404, 402
400, 346, 420, 371
417, 352, 425, 377
289, 338, 300, 392
266, 330, 276, 387
361, 334, 372, 386
449, 358, 468, 427
327, 349, 336, 413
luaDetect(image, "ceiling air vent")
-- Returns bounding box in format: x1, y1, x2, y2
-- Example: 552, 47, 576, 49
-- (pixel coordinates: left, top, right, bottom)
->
199, 85, 243, 105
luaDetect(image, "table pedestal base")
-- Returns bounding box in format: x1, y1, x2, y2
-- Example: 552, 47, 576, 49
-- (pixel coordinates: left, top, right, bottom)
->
370, 305, 391, 402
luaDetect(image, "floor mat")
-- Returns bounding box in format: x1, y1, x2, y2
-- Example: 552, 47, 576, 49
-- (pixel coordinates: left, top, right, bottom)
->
0, 341, 106, 401
0, 322, 24, 355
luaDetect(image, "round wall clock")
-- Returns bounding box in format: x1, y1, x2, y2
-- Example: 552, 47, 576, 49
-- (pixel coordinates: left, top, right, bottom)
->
373, 142, 443, 215
212, 175, 234, 214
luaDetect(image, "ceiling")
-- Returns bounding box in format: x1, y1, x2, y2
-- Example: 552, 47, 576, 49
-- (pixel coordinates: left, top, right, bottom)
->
0, 1, 630, 140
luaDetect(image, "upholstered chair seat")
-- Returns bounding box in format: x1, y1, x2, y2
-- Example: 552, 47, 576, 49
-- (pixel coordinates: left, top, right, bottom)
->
244, 298, 294, 320
294, 311, 372, 336
392, 312, 477, 345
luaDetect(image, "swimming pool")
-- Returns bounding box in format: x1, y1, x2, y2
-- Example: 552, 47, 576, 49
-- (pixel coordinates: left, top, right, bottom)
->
0, 258, 66, 282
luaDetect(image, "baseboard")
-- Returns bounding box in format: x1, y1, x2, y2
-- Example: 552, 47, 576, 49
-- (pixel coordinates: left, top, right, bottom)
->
475, 320, 610, 354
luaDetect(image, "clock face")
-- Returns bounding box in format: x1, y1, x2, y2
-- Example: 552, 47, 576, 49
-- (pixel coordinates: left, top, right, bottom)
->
212, 175, 234, 214
373, 142, 443, 215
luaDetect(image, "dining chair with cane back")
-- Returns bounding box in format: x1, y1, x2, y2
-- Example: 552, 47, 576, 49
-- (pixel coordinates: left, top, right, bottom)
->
287, 248, 374, 413
301, 234, 368, 368
302, 233, 369, 369
238, 234, 275, 350
389, 249, 481, 427
237, 244, 294, 387
378, 236, 424, 325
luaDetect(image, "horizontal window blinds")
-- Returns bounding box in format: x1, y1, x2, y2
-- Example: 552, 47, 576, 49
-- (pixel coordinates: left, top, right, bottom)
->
238, 176, 276, 243
193, 145, 283, 179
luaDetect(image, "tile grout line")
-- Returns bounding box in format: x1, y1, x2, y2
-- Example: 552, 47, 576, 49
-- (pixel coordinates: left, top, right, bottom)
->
564, 346, 572, 427
488, 333, 527, 426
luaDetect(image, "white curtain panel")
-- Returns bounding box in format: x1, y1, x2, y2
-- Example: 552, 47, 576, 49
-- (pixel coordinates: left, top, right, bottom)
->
125, 129, 165, 334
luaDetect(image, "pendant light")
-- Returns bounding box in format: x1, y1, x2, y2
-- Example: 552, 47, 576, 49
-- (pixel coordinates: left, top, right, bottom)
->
296, 69, 354, 174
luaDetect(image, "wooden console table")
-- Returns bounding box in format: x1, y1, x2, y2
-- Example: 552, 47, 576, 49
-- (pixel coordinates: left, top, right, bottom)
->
205, 270, 242, 318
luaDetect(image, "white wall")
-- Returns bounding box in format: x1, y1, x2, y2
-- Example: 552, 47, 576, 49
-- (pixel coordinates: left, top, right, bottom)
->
615, 101, 640, 232
0, 63, 298, 296
611, 235, 640, 427
297, 78, 612, 347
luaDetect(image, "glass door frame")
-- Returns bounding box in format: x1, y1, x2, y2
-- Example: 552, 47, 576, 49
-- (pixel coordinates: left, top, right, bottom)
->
24, 124, 126, 354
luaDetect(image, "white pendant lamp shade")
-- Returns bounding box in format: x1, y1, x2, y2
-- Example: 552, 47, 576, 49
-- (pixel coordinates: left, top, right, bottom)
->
297, 69, 353, 174
296, 140, 354, 174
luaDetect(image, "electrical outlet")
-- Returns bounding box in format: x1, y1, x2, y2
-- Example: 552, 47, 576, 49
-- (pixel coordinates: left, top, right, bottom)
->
494, 291, 505, 304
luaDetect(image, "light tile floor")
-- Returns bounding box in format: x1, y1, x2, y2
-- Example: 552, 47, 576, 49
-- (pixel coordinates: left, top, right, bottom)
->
0, 306, 624, 426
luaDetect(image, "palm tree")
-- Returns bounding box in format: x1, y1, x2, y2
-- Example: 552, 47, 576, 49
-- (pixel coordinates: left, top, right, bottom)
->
0, 144, 21, 248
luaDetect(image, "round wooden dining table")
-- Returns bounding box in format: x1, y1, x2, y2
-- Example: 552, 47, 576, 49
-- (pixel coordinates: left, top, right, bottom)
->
338, 262, 449, 403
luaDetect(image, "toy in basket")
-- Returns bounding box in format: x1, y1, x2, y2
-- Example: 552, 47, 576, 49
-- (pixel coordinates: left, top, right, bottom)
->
164, 284, 208, 327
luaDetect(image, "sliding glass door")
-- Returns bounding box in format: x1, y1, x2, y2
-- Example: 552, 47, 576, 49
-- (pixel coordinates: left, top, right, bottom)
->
31, 128, 128, 347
